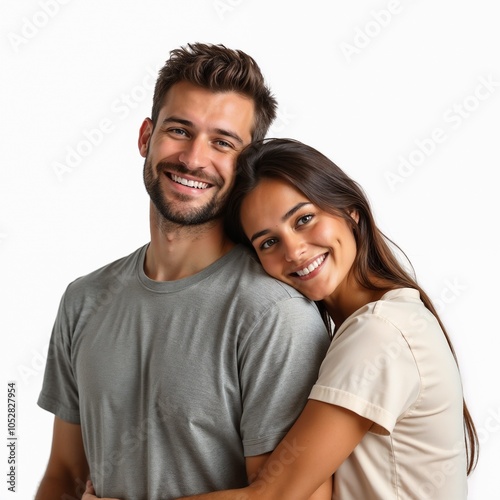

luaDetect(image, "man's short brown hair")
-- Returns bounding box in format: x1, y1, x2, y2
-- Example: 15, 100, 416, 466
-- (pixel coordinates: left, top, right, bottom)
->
151, 43, 277, 141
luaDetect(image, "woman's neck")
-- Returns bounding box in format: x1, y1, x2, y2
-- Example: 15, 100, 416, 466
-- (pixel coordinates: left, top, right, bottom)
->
323, 274, 395, 328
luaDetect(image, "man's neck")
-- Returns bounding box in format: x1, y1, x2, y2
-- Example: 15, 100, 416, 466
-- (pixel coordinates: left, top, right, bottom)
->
145, 205, 234, 282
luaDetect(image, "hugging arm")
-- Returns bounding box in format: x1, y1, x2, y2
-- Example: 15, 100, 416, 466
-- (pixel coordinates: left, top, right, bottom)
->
82, 400, 366, 500
81, 452, 327, 500
178, 399, 371, 500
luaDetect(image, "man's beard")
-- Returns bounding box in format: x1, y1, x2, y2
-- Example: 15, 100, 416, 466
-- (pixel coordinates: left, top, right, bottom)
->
143, 159, 229, 226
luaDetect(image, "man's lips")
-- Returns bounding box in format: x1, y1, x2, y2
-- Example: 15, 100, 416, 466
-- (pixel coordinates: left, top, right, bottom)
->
157, 161, 219, 189
168, 173, 210, 190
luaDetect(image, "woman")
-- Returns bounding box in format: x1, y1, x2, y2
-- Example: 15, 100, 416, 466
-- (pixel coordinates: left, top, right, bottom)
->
85, 138, 478, 499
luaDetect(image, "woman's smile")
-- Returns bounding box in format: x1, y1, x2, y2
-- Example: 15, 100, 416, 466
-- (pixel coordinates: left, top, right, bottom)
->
290, 253, 328, 279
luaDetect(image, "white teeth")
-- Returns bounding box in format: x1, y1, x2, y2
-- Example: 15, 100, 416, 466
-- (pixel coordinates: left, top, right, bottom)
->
296, 254, 326, 277
171, 174, 209, 189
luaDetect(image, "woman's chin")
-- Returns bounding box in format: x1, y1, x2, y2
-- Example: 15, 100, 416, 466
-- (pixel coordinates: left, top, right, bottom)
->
293, 284, 328, 302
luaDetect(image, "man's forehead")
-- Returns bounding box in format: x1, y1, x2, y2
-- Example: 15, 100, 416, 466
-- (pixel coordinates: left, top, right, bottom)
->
159, 82, 255, 141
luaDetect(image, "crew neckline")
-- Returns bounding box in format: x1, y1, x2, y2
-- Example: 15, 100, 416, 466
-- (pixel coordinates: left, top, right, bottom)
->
135, 243, 246, 293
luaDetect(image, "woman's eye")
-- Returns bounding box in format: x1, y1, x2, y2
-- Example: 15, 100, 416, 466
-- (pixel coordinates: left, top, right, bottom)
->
260, 238, 277, 250
297, 214, 313, 226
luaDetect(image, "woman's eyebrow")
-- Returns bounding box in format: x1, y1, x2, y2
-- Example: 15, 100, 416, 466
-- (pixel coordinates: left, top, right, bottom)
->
250, 228, 270, 243
282, 202, 311, 221
249, 202, 312, 243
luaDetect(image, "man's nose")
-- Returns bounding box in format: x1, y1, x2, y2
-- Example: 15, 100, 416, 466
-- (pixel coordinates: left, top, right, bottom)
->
178, 138, 209, 170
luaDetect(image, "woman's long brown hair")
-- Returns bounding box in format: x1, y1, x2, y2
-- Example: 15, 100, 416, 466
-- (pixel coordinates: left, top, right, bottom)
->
225, 138, 479, 475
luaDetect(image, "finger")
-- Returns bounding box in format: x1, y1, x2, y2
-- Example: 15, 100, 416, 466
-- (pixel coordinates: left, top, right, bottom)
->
85, 479, 96, 494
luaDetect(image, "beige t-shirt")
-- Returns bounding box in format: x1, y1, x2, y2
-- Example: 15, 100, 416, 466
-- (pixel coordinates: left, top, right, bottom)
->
309, 288, 467, 499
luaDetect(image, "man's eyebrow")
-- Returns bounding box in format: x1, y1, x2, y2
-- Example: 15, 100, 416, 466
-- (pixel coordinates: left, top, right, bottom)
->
161, 117, 244, 145
249, 202, 312, 243
162, 116, 193, 127
213, 128, 244, 145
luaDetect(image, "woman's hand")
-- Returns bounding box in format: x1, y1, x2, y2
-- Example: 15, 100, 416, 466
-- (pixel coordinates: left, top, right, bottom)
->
82, 480, 121, 500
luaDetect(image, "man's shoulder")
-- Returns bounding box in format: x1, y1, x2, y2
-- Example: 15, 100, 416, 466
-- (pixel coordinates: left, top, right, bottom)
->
64, 245, 145, 297
226, 246, 305, 298
219, 247, 328, 340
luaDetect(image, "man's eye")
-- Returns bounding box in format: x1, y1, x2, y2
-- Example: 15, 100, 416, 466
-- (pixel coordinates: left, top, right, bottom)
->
215, 140, 232, 149
297, 214, 313, 226
169, 128, 187, 136
260, 238, 277, 250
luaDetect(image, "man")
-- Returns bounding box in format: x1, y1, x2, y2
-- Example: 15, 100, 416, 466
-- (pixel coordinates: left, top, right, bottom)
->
35, 43, 330, 499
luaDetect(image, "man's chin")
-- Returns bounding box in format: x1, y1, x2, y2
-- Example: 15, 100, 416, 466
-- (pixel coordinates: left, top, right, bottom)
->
155, 205, 223, 227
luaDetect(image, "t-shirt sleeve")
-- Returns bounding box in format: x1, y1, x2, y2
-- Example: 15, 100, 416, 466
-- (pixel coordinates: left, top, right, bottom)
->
37, 289, 81, 424
309, 314, 420, 435
238, 297, 330, 457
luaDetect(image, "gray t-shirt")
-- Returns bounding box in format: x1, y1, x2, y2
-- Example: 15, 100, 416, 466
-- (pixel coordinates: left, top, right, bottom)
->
38, 244, 329, 499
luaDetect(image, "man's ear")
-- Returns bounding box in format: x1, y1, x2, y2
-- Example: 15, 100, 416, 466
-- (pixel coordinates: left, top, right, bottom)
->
138, 118, 153, 158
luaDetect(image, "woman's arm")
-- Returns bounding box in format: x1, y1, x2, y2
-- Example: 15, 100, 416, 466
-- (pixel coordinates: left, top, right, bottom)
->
245, 451, 332, 500
179, 399, 372, 500
82, 400, 370, 500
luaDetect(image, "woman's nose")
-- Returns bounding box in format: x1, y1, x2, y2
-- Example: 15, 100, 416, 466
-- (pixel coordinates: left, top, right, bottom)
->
283, 235, 306, 263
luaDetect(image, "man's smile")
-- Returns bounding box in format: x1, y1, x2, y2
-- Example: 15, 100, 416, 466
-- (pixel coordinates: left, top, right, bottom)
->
169, 173, 210, 190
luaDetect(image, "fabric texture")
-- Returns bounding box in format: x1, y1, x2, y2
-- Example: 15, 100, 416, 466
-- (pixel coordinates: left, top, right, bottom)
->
309, 288, 467, 500
38, 244, 330, 499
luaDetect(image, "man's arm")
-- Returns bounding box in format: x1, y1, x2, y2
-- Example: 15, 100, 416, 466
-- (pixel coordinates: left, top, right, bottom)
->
35, 416, 89, 499
245, 454, 269, 483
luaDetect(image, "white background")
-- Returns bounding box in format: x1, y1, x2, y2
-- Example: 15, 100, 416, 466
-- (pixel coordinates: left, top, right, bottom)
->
1, 0, 499, 498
